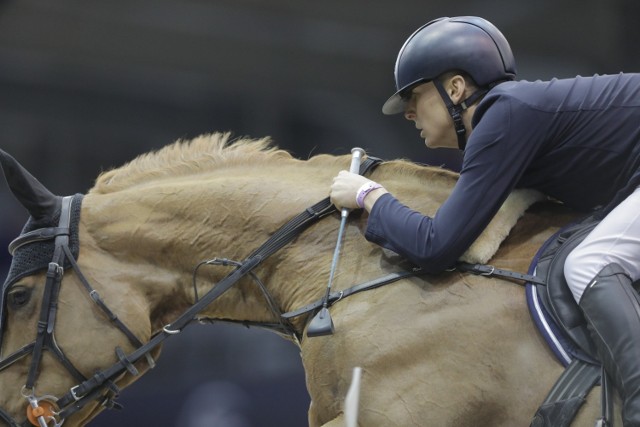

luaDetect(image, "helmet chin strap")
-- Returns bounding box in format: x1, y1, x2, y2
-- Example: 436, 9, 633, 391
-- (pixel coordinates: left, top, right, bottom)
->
433, 79, 487, 151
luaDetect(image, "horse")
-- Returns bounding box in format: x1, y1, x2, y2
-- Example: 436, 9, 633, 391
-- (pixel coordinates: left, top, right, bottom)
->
0, 132, 611, 426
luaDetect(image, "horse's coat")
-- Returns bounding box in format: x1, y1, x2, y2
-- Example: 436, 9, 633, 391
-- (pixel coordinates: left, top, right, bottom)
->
0, 133, 613, 426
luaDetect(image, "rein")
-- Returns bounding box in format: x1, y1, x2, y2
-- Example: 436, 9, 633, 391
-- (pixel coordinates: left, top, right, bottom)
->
0, 157, 381, 426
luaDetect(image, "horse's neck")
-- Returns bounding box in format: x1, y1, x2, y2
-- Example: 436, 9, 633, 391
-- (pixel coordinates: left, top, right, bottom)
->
80, 160, 348, 331
80, 158, 487, 335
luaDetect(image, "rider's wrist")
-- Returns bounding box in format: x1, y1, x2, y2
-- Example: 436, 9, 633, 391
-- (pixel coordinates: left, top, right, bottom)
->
356, 182, 384, 208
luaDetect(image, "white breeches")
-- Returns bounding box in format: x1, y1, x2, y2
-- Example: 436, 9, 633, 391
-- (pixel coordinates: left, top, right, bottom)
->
564, 186, 640, 303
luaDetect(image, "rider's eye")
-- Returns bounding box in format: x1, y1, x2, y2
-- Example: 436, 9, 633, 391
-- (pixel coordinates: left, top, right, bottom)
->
400, 89, 414, 102
7, 287, 32, 309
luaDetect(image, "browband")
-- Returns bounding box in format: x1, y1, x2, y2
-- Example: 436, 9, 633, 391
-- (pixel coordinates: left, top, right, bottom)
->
8, 227, 70, 255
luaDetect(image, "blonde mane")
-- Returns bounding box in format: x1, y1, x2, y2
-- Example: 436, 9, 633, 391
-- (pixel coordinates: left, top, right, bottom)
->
90, 132, 293, 194
90, 130, 464, 196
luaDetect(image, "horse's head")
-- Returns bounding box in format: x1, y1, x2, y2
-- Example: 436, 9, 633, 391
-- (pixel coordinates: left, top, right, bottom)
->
0, 150, 155, 427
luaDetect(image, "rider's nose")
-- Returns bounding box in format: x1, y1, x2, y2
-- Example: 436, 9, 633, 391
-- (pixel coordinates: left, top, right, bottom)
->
403, 101, 416, 121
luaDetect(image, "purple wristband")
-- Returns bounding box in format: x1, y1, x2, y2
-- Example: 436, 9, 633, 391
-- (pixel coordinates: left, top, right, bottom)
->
356, 182, 383, 208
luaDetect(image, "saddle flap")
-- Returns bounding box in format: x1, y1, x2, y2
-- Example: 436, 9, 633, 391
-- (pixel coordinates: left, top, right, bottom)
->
532, 217, 600, 362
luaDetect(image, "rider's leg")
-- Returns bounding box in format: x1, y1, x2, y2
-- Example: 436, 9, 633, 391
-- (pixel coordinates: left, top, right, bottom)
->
564, 187, 640, 426
579, 264, 640, 425
564, 186, 640, 303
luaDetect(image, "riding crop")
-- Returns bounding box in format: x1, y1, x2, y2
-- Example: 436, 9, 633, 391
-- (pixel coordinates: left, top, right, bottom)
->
307, 147, 365, 337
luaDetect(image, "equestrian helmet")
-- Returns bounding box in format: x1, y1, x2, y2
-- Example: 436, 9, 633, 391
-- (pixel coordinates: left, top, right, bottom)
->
382, 16, 517, 115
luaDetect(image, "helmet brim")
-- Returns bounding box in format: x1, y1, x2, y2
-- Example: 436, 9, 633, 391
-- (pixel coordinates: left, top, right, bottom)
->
382, 78, 428, 115
382, 92, 406, 115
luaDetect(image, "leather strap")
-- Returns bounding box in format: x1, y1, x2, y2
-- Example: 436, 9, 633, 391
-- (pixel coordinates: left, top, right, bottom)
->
283, 260, 547, 319
456, 262, 547, 286
282, 268, 424, 319
530, 358, 601, 427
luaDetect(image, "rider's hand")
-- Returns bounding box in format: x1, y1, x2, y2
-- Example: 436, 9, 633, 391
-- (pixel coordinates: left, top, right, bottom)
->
330, 171, 374, 210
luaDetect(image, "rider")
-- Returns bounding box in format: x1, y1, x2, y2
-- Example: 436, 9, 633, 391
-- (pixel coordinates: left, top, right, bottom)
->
329, 16, 640, 425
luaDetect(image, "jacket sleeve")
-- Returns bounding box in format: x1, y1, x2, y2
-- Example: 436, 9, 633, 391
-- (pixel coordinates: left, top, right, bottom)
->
364, 95, 545, 273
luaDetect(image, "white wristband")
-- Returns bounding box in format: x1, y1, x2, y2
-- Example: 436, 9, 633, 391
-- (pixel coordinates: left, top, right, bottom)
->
356, 182, 383, 208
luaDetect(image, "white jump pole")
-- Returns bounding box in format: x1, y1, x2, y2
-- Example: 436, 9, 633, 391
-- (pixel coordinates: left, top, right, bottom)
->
344, 366, 362, 427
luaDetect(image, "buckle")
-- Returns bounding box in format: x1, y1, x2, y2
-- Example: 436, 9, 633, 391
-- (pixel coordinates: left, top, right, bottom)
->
480, 265, 496, 276
70, 385, 83, 401
47, 262, 64, 278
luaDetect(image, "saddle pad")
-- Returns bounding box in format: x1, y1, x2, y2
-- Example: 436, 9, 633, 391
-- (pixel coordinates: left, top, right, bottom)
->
460, 189, 545, 264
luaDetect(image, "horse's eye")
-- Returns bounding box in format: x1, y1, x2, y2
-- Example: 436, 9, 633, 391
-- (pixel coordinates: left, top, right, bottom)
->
7, 287, 32, 309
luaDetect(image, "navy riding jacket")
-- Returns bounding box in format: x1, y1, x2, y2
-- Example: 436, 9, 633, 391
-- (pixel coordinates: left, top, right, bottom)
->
365, 73, 640, 273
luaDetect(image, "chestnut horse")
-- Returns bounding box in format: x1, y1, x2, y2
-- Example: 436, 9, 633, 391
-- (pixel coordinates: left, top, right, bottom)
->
0, 133, 610, 426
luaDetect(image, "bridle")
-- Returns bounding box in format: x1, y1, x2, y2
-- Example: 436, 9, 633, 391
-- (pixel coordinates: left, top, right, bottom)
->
0, 196, 155, 427
0, 156, 383, 427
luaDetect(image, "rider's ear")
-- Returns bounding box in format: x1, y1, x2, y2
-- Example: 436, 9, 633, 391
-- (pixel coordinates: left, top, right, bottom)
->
0, 150, 61, 224
447, 75, 467, 104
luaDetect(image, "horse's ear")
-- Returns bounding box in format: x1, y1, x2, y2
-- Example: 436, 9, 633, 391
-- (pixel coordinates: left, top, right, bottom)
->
0, 149, 61, 223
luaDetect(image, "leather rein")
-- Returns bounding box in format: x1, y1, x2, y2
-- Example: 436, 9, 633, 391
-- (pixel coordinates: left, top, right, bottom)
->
0, 158, 381, 426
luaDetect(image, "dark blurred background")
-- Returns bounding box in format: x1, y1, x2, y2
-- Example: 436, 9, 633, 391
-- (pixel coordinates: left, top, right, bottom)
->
1, 1, 639, 426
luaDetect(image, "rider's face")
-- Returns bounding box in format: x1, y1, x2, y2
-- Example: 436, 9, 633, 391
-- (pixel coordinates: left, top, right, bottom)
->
403, 81, 458, 149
